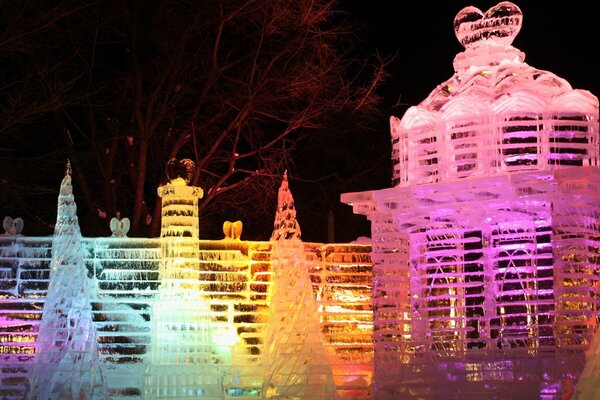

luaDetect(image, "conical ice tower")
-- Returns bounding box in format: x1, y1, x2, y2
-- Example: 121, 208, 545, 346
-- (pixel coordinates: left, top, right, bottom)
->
270, 171, 302, 241
262, 172, 335, 399
28, 161, 107, 399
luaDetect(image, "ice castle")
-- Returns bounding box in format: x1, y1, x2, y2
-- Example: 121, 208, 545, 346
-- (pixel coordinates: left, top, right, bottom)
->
1, 2, 600, 400
342, 2, 600, 399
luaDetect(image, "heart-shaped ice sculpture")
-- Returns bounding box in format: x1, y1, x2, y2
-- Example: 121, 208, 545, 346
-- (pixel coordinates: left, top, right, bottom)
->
223, 220, 243, 240
166, 158, 195, 184
3, 216, 23, 235
454, 1, 522, 48
110, 217, 130, 237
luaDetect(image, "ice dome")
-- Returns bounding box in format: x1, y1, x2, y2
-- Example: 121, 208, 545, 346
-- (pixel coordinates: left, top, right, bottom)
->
392, 1, 599, 186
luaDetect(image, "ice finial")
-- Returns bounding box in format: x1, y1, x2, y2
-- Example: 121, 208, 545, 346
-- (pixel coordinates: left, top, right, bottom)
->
454, 2, 522, 48
271, 171, 301, 241
59, 160, 75, 199
166, 158, 195, 184
2, 216, 23, 235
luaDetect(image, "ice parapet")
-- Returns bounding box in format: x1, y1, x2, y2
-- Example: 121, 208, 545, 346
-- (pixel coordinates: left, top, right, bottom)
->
28, 161, 107, 400
392, 2, 599, 186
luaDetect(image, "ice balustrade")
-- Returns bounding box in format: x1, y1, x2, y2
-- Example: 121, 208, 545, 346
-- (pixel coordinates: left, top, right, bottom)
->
342, 2, 600, 399
0, 169, 373, 399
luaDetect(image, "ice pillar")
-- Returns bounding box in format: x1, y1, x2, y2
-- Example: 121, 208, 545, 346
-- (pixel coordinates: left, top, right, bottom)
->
144, 159, 223, 399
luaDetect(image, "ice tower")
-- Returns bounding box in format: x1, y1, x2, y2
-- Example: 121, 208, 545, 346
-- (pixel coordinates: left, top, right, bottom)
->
144, 158, 223, 399
262, 171, 336, 399
28, 161, 107, 399
342, 2, 600, 399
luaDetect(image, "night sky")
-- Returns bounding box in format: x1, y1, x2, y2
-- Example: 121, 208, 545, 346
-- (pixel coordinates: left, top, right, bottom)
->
304, 1, 600, 243
2, 2, 597, 243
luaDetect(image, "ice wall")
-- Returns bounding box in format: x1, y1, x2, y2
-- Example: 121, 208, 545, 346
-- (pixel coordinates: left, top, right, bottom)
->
1, 163, 373, 399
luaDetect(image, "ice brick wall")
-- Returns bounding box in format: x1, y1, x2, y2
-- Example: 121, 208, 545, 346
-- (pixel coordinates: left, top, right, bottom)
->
0, 236, 373, 399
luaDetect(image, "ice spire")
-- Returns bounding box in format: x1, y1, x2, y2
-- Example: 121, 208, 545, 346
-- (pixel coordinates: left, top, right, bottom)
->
262, 172, 335, 399
28, 160, 107, 399
270, 171, 301, 241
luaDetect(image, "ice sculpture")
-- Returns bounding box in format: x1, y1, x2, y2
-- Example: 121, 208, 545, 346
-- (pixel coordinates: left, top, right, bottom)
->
261, 171, 335, 399
144, 159, 225, 399
342, 2, 600, 399
109, 217, 130, 237
28, 161, 107, 400
223, 220, 243, 240
2, 216, 23, 236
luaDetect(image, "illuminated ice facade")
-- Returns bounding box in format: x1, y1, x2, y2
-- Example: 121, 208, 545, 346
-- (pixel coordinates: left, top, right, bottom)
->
342, 2, 600, 399
0, 163, 373, 399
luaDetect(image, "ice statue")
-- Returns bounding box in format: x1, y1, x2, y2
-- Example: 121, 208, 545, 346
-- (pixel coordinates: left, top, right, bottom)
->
28, 161, 107, 400
261, 171, 335, 399
109, 217, 130, 237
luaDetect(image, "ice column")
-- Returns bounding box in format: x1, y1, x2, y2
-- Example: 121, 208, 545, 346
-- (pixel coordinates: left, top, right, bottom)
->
145, 159, 222, 399
28, 161, 107, 400
261, 171, 335, 399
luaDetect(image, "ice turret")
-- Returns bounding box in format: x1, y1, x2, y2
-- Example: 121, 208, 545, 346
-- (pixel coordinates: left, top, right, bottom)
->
145, 158, 221, 399
392, 1, 598, 185
270, 171, 301, 241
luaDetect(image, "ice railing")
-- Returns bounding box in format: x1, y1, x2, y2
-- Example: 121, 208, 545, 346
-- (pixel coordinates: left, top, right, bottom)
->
392, 97, 599, 186
0, 235, 373, 399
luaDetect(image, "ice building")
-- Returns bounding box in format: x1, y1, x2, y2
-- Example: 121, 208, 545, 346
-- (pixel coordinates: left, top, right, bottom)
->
0, 161, 373, 399
342, 2, 600, 399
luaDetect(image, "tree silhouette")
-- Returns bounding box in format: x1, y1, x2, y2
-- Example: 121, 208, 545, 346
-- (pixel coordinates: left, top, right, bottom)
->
0, 0, 389, 240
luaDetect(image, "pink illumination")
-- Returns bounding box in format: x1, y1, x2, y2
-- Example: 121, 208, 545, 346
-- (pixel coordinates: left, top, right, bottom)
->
343, 2, 599, 399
